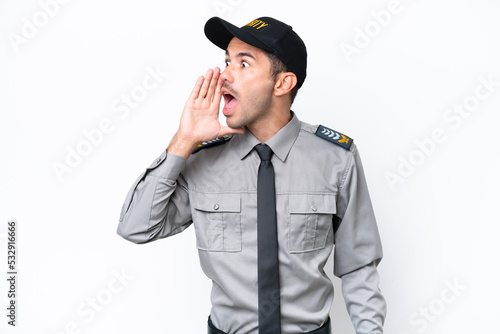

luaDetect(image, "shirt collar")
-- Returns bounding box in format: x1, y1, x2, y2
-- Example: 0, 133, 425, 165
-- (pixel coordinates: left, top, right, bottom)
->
237, 111, 301, 162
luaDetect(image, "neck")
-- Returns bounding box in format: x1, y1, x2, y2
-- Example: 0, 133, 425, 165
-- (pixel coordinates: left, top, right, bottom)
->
247, 108, 292, 142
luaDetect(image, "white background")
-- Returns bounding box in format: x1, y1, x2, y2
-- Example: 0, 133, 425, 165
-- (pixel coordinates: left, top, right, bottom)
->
1, 0, 500, 333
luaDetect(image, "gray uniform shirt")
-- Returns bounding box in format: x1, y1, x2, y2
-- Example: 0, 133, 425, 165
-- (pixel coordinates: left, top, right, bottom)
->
117, 113, 386, 334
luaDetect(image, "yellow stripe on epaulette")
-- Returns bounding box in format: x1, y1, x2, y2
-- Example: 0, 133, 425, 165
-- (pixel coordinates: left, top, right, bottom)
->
315, 125, 353, 150
192, 136, 232, 154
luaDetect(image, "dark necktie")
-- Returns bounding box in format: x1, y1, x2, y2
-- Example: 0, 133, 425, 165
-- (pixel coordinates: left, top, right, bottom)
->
254, 144, 281, 334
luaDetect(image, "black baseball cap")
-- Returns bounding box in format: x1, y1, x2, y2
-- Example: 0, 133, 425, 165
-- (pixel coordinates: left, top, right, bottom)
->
204, 16, 307, 88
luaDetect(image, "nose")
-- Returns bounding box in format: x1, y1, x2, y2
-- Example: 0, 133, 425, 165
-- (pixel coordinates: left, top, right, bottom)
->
220, 65, 233, 83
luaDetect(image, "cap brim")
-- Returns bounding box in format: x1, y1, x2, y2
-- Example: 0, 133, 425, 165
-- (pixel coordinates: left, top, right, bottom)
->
204, 17, 273, 52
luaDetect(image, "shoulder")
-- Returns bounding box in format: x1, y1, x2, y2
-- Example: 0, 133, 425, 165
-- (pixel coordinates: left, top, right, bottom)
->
299, 121, 355, 152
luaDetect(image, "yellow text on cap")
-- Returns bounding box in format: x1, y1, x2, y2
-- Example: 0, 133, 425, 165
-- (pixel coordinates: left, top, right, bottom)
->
245, 19, 269, 30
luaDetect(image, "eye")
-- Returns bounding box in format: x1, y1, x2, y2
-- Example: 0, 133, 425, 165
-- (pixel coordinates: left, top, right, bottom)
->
224, 61, 230, 68
241, 61, 249, 68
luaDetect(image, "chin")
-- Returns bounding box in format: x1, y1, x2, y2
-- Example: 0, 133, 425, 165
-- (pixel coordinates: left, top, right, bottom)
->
226, 119, 241, 129
226, 119, 246, 129
225, 114, 243, 129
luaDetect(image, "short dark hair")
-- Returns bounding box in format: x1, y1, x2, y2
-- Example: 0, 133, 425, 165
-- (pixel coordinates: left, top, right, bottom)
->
265, 51, 300, 104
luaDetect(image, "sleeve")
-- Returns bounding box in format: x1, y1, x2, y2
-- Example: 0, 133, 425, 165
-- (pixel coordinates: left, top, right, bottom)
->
116, 150, 193, 244
341, 261, 386, 333
333, 145, 386, 332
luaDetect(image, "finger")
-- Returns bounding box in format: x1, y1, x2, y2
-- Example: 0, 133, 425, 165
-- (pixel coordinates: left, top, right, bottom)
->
212, 77, 224, 107
199, 69, 213, 99
207, 67, 220, 101
189, 76, 204, 100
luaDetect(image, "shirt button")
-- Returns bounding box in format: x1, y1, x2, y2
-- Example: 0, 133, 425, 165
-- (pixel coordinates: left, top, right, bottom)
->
311, 205, 318, 212
214, 204, 220, 210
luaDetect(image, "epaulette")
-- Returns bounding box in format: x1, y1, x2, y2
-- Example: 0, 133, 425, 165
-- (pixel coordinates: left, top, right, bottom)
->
315, 125, 353, 150
192, 135, 232, 154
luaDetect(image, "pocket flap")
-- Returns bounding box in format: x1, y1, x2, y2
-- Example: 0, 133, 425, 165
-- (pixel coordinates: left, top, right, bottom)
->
193, 192, 241, 213
289, 194, 336, 214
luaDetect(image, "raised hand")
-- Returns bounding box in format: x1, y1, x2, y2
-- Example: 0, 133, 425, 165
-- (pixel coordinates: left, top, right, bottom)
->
167, 67, 244, 158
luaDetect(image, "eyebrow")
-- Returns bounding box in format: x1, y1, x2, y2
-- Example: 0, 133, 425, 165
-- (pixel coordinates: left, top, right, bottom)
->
225, 50, 256, 60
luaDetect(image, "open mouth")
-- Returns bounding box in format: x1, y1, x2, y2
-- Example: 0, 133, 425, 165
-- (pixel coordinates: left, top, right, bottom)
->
222, 91, 237, 115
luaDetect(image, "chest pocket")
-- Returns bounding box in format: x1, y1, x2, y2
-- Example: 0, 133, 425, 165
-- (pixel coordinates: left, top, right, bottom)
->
288, 194, 336, 253
192, 192, 242, 252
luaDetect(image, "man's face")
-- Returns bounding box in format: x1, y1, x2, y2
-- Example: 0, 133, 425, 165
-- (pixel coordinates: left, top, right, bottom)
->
220, 37, 275, 129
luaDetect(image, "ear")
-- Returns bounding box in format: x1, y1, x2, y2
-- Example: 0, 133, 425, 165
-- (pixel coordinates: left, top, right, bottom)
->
274, 72, 297, 97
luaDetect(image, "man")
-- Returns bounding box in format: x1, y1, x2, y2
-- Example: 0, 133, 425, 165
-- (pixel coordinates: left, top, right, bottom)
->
117, 16, 386, 334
